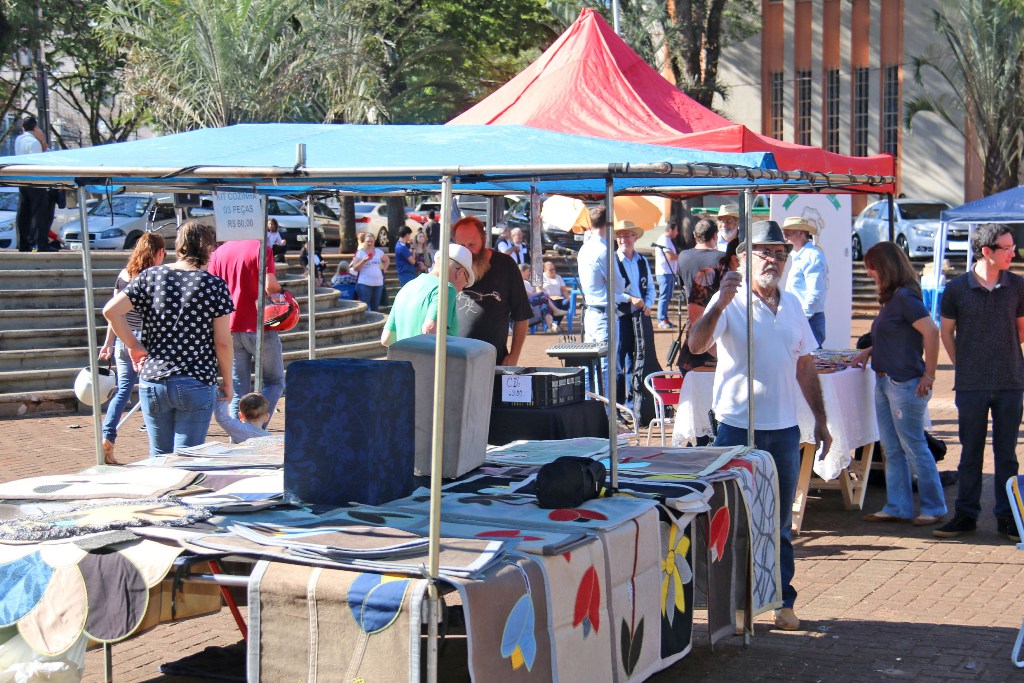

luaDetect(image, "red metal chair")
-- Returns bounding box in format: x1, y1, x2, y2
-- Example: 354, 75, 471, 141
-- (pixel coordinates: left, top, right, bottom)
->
644, 371, 684, 445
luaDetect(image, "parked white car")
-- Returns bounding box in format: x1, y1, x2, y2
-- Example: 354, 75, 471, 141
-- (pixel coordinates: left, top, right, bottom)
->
354, 201, 421, 251
0, 188, 19, 250
852, 198, 962, 260
60, 194, 179, 250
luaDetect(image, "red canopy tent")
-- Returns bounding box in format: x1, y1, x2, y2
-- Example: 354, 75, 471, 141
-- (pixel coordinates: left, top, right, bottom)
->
449, 8, 893, 192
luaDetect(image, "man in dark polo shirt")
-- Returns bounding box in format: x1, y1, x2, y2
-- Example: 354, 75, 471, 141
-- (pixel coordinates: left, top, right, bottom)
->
935, 223, 1024, 540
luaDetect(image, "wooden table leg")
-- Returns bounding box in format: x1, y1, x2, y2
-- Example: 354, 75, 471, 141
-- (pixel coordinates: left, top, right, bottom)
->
791, 443, 815, 537
840, 442, 875, 510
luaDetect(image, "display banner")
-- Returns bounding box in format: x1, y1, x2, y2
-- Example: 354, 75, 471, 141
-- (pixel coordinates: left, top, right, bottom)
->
771, 194, 853, 350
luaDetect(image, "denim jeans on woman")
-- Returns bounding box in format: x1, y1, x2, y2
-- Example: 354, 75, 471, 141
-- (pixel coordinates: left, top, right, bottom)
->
715, 422, 801, 609
139, 375, 217, 455
874, 376, 947, 519
101, 337, 138, 443
356, 284, 383, 312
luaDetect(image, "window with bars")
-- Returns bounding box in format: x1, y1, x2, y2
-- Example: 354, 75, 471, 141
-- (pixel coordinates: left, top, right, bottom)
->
770, 71, 784, 140
824, 69, 840, 153
852, 66, 869, 156
796, 70, 812, 146
882, 64, 900, 157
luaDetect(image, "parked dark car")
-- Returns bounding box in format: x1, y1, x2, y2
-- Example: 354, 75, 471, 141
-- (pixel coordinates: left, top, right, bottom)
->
498, 195, 585, 252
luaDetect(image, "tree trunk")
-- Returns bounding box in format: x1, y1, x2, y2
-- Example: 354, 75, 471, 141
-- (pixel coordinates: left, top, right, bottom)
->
386, 196, 406, 253
983, 138, 1021, 196
339, 196, 358, 254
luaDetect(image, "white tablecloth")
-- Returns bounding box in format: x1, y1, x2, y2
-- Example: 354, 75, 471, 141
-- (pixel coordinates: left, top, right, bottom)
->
670, 367, 879, 481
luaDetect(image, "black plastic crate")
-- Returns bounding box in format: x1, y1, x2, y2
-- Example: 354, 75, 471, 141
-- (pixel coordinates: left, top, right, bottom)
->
493, 366, 585, 408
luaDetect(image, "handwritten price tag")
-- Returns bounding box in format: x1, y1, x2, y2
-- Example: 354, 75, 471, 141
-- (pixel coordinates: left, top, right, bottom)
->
501, 374, 533, 403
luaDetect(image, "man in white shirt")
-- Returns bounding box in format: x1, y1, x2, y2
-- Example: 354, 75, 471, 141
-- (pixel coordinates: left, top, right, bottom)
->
782, 216, 829, 348
715, 204, 739, 251
14, 116, 53, 252
505, 227, 528, 265
688, 219, 831, 633
653, 221, 679, 328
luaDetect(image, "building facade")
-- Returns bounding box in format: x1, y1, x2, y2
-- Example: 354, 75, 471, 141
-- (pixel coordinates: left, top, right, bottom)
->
715, 0, 975, 208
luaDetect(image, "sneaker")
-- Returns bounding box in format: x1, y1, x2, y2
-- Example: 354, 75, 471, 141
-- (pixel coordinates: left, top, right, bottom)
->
932, 513, 977, 538
658, 321, 674, 330
773, 608, 800, 631
997, 516, 1021, 542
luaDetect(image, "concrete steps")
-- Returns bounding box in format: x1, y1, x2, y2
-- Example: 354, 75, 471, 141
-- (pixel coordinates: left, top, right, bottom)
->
0, 251, 390, 415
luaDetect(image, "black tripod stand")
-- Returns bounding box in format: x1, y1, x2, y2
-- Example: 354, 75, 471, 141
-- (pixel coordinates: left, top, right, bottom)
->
664, 260, 687, 370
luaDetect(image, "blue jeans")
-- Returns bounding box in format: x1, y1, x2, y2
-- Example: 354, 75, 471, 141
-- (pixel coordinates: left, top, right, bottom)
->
139, 376, 217, 455
102, 337, 138, 443
656, 274, 675, 322
356, 284, 383, 311
715, 422, 801, 609
875, 376, 947, 518
807, 312, 826, 348
954, 389, 1023, 519
230, 332, 285, 422
583, 306, 612, 394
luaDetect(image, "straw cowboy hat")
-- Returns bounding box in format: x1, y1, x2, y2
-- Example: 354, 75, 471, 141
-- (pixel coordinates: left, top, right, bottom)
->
782, 216, 819, 236
717, 204, 739, 218
613, 220, 643, 239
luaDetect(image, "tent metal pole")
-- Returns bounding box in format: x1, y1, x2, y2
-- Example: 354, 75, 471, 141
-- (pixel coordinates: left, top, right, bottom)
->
306, 194, 317, 359
254, 191, 267, 395
886, 193, 896, 242
529, 182, 542, 288
741, 190, 755, 448
426, 174, 454, 683
0, 162, 896, 187
78, 186, 104, 466
605, 176, 618, 489
931, 222, 946, 319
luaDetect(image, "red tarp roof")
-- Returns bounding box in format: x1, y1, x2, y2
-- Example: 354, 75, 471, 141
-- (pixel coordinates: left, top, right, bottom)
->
449, 8, 894, 192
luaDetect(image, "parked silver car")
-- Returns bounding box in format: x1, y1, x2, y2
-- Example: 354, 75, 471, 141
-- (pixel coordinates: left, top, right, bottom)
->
852, 198, 963, 260
60, 194, 179, 250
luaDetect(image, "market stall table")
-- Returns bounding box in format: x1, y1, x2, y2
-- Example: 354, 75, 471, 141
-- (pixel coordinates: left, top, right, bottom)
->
671, 365, 879, 534
488, 398, 608, 445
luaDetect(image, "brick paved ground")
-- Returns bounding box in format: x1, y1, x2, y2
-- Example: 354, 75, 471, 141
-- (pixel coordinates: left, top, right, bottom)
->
3, 319, 1023, 681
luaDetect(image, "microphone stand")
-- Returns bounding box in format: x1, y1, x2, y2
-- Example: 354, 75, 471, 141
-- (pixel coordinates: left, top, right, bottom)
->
655, 243, 687, 370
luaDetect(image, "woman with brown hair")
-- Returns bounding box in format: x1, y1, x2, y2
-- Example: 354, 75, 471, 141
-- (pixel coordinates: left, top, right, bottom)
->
98, 233, 167, 463
853, 241, 946, 526
103, 222, 235, 456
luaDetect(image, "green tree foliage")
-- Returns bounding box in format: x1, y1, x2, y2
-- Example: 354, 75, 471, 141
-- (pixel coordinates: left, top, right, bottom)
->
0, 0, 141, 146
906, 0, 1024, 195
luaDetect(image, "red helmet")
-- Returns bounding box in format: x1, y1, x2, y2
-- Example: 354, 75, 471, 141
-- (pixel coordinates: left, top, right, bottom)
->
264, 291, 300, 332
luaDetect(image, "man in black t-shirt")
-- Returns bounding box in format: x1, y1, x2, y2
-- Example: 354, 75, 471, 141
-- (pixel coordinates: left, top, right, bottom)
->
936, 223, 1024, 541
424, 211, 441, 251
453, 216, 531, 365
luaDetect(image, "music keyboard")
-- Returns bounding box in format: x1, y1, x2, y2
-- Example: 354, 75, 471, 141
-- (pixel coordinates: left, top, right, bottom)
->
546, 342, 608, 359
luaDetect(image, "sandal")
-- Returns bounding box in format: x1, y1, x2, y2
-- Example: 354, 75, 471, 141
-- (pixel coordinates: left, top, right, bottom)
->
862, 510, 910, 523
103, 439, 120, 466
912, 514, 943, 527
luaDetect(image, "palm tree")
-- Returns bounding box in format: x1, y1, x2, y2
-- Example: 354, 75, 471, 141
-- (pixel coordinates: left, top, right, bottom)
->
100, 0, 328, 131
906, 0, 1024, 195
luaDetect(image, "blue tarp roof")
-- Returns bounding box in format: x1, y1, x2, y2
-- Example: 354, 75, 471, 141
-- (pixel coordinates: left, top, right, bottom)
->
941, 185, 1024, 223
0, 123, 845, 195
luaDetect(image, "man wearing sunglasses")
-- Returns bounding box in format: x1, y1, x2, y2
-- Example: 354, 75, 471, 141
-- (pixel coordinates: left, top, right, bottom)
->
688, 219, 831, 633
936, 223, 1024, 541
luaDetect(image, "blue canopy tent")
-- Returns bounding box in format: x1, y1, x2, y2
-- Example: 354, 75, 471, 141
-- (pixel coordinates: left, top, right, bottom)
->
0, 122, 894, 683
929, 185, 1024, 317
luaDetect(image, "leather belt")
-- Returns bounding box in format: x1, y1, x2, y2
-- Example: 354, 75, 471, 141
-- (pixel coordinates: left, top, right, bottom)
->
875, 371, 887, 377
587, 305, 606, 313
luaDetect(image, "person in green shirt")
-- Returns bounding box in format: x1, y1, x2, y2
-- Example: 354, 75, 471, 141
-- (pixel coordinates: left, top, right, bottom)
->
381, 243, 476, 346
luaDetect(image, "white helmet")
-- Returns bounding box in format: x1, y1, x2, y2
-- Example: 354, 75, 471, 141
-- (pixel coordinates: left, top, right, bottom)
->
74, 366, 117, 407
